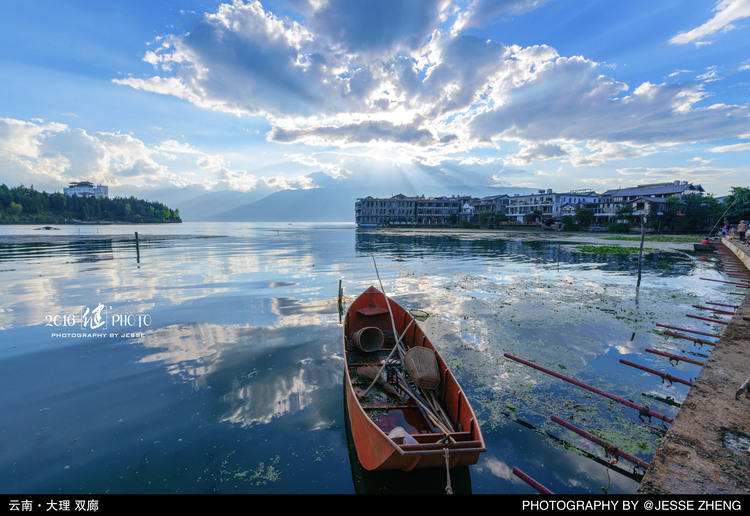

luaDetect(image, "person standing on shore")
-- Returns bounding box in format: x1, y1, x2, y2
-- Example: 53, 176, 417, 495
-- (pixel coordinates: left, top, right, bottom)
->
737, 220, 747, 244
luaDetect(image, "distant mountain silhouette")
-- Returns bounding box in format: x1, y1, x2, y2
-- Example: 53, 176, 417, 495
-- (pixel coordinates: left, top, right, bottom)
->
136, 187, 270, 222
208, 185, 537, 222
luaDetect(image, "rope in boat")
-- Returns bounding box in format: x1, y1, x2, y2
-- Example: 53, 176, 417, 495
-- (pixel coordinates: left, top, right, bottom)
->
366, 255, 454, 431
444, 448, 453, 495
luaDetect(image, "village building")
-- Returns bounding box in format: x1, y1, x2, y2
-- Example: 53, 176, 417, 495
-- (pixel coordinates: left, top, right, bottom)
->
63, 181, 109, 198
594, 181, 704, 224
474, 194, 511, 225
354, 181, 703, 228
355, 194, 475, 227
505, 189, 598, 224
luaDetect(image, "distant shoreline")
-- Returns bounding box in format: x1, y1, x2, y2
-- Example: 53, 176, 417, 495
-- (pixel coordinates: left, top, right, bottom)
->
0, 220, 182, 226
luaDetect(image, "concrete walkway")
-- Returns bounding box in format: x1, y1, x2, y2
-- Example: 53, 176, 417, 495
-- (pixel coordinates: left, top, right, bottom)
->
637, 238, 750, 494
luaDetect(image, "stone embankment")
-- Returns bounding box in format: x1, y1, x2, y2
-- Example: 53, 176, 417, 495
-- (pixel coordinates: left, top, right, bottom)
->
637, 238, 750, 494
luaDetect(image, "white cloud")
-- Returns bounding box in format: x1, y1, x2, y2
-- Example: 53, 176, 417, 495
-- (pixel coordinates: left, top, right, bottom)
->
709, 141, 750, 152
110, 0, 750, 179
696, 66, 722, 82
0, 116, 315, 194
669, 0, 750, 45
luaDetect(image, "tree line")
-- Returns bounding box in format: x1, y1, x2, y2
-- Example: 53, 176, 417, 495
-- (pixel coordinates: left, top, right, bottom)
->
0, 184, 181, 224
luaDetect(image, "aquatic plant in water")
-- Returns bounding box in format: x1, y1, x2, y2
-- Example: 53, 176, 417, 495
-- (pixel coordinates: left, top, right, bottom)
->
574, 245, 655, 255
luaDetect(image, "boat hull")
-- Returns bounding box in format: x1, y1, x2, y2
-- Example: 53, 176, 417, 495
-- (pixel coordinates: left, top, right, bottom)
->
343, 286, 485, 471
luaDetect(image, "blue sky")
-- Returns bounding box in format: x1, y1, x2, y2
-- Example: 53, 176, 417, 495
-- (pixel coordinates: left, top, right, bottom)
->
1, 0, 749, 199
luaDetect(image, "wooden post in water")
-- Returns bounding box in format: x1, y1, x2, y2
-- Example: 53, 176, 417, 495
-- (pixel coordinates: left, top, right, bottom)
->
637, 215, 645, 289
135, 232, 140, 263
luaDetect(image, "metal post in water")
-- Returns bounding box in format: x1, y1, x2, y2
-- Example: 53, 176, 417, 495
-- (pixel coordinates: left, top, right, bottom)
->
512, 467, 554, 495
550, 416, 650, 470
135, 232, 140, 263
645, 348, 705, 366
685, 314, 730, 325
655, 323, 721, 338
503, 354, 674, 423
619, 359, 694, 386
663, 330, 717, 346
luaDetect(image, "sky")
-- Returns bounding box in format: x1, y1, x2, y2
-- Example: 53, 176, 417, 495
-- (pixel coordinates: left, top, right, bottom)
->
1, 0, 749, 200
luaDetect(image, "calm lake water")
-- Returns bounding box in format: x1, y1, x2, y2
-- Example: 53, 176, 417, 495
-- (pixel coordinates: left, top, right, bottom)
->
0, 222, 739, 495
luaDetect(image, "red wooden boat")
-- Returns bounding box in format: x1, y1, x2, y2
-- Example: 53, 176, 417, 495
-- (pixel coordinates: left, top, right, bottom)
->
343, 286, 485, 471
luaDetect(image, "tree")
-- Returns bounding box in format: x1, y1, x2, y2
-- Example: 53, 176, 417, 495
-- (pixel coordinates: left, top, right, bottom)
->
0, 183, 182, 223
681, 194, 722, 232
614, 203, 635, 225
575, 208, 594, 228
723, 186, 750, 222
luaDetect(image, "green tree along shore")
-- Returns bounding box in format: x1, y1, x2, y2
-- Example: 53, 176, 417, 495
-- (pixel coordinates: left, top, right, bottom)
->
0, 184, 181, 224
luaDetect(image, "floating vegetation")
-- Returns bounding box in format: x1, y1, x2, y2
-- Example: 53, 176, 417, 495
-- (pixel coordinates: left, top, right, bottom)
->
574, 245, 654, 255
219, 454, 281, 487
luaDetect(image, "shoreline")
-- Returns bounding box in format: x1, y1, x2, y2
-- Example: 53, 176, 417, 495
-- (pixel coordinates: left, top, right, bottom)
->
0, 220, 182, 226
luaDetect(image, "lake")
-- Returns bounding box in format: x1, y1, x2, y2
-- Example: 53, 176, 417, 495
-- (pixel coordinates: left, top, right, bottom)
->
0, 222, 738, 495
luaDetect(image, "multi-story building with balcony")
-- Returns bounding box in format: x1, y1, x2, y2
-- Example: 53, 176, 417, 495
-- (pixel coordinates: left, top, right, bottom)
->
594, 181, 704, 224
355, 194, 476, 226
63, 181, 109, 198
354, 181, 703, 228
505, 189, 598, 223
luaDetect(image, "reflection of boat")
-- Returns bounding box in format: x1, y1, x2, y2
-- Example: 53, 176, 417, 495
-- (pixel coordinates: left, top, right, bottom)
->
343, 286, 485, 472
693, 243, 714, 251
34, 226, 60, 230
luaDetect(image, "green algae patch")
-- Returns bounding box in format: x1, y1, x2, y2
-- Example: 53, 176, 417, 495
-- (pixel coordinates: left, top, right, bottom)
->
574, 245, 655, 255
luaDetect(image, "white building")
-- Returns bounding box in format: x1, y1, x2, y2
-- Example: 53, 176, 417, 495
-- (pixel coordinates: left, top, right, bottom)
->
594, 181, 703, 224
506, 189, 598, 223
63, 181, 108, 198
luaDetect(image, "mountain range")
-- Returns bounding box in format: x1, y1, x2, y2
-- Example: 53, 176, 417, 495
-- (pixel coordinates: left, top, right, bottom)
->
136, 185, 539, 222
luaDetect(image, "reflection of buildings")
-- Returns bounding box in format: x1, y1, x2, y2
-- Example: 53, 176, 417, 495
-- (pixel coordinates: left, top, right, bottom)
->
355, 181, 703, 227
63, 181, 109, 198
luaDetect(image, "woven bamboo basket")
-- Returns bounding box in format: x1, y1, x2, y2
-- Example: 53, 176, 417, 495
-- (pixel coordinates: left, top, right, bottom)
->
404, 346, 440, 390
